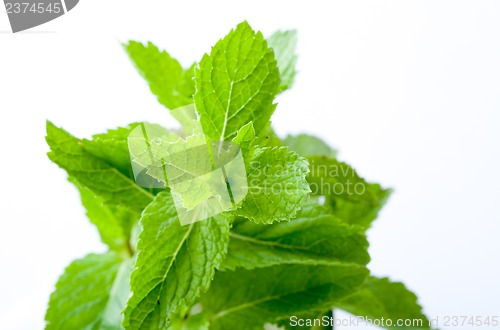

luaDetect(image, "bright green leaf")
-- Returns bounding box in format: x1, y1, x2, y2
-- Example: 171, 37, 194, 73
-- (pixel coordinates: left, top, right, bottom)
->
168, 310, 209, 330
122, 191, 231, 330
234, 147, 310, 224
283, 134, 337, 158
101, 259, 135, 329
46, 121, 154, 215
337, 276, 431, 329
231, 121, 256, 151
71, 178, 136, 253
259, 127, 283, 148
194, 21, 280, 141
82, 124, 140, 178
45, 252, 129, 330
124, 41, 195, 110
268, 30, 298, 92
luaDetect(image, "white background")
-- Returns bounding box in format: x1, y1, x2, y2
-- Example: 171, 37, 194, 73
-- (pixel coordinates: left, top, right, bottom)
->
1, 1, 499, 329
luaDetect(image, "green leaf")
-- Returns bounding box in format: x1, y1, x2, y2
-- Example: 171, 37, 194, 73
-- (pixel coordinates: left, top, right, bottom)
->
223, 198, 369, 270
259, 127, 283, 148
168, 310, 209, 330
194, 21, 280, 141
337, 276, 431, 329
202, 264, 368, 330
307, 156, 391, 228
46, 121, 154, 214
234, 147, 310, 224
124, 41, 195, 110
71, 178, 136, 253
45, 252, 130, 330
268, 30, 298, 92
231, 122, 256, 151
101, 259, 135, 329
82, 124, 140, 178
122, 191, 231, 330
283, 134, 337, 158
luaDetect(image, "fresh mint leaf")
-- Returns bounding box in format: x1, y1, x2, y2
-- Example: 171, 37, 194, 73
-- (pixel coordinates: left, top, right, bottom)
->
234, 147, 310, 224
124, 41, 195, 110
82, 124, 140, 178
168, 310, 209, 330
283, 134, 337, 158
231, 121, 256, 151
44, 21, 431, 330
259, 127, 283, 147
46, 121, 154, 214
223, 198, 369, 270
337, 276, 430, 329
268, 30, 298, 92
307, 156, 391, 228
45, 252, 130, 330
101, 259, 135, 329
122, 191, 231, 330
201, 264, 368, 330
194, 21, 280, 141
71, 178, 135, 253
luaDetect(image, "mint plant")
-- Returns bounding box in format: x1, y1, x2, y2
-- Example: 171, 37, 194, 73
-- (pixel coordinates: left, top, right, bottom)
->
45, 21, 431, 330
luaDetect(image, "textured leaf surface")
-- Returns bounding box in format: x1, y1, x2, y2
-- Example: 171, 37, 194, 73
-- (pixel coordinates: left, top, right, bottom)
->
124, 41, 195, 110
307, 156, 391, 228
123, 191, 231, 330
234, 147, 310, 224
268, 30, 298, 92
283, 134, 337, 158
82, 124, 140, 178
194, 21, 280, 141
46, 121, 153, 214
202, 264, 368, 330
45, 252, 125, 330
338, 276, 430, 329
223, 199, 369, 270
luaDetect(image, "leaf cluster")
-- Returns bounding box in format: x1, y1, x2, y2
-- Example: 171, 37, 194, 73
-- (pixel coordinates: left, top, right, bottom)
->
45, 21, 430, 330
